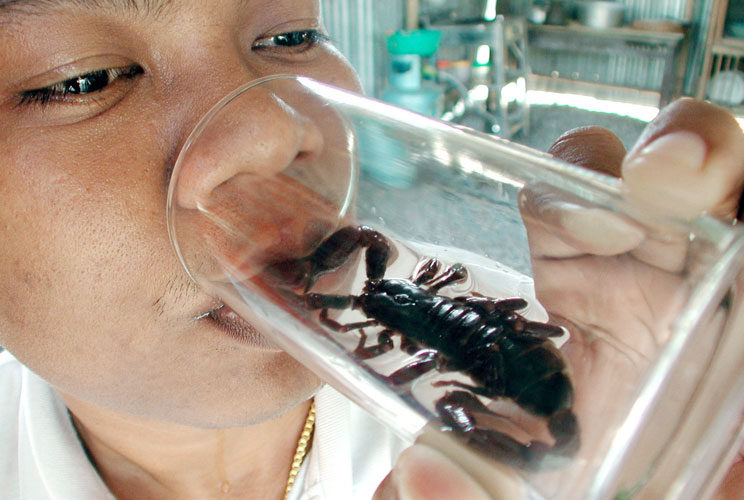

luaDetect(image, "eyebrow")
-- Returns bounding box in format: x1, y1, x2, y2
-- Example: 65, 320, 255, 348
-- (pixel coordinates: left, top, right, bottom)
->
0, 0, 174, 21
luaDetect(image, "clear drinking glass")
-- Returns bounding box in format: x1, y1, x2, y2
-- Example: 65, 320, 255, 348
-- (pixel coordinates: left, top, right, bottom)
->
166, 74, 744, 500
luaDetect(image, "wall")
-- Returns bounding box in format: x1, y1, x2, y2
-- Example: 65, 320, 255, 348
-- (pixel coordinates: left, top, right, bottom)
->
321, 0, 405, 96
619, 0, 692, 21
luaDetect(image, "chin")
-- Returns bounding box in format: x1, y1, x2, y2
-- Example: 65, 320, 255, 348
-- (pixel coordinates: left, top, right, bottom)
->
154, 356, 323, 428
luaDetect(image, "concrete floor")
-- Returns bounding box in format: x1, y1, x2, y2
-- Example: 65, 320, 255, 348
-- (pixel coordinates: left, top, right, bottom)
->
356, 102, 652, 277
512, 103, 649, 154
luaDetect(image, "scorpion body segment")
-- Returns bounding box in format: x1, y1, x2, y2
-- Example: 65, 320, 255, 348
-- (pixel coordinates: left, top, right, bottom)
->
280, 225, 579, 471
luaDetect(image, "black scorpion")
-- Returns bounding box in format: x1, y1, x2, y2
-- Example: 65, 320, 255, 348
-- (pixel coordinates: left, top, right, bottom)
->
266, 225, 580, 471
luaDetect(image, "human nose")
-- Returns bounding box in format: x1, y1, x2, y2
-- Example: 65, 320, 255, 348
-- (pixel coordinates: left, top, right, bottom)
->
167, 77, 354, 282
173, 79, 326, 211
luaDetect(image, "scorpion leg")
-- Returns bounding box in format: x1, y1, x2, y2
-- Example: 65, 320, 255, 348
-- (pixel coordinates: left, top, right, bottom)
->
432, 347, 507, 396
453, 296, 565, 339
435, 390, 561, 471
519, 320, 566, 338
306, 293, 395, 359
400, 336, 428, 356
305, 293, 379, 332
453, 296, 528, 315
386, 350, 439, 386
434, 379, 485, 393
305, 293, 353, 310
353, 328, 395, 359
546, 408, 580, 459
317, 309, 378, 333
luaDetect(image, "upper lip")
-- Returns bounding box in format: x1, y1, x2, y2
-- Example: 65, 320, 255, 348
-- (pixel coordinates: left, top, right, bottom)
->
203, 302, 267, 342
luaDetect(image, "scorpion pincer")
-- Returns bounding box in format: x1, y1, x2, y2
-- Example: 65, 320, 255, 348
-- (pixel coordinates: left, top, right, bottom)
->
266, 225, 580, 471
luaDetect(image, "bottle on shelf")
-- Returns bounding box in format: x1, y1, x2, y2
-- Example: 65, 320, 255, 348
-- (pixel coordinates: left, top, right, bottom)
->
362, 30, 444, 188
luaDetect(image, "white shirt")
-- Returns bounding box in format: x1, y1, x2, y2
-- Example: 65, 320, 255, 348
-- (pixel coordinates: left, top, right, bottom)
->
0, 351, 408, 500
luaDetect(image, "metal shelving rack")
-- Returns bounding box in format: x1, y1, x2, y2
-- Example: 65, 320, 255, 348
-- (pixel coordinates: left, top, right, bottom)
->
697, 0, 744, 112
427, 17, 531, 139
527, 21, 688, 108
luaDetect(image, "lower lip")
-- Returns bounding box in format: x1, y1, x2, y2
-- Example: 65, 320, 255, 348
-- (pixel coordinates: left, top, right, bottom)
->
202, 305, 283, 351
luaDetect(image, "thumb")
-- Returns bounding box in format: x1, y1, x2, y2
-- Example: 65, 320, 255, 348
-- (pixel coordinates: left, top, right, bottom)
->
373, 445, 492, 500
547, 125, 627, 177
621, 98, 744, 220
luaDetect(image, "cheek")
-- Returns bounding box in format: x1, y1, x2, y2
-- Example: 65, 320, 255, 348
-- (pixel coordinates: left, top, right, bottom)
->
0, 121, 177, 372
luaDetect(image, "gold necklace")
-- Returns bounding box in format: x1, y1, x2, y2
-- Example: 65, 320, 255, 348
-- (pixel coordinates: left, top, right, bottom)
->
284, 399, 316, 500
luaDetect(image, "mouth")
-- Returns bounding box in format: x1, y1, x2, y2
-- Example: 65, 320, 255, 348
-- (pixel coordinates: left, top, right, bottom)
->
198, 303, 282, 350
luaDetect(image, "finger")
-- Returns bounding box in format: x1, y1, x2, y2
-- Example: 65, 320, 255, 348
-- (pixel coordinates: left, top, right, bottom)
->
519, 184, 645, 258
519, 182, 688, 272
621, 98, 744, 220
373, 445, 492, 500
372, 470, 399, 500
536, 126, 644, 257
713, 459, 744, 500
548, 125, 627, 177
538, 116, 693, 270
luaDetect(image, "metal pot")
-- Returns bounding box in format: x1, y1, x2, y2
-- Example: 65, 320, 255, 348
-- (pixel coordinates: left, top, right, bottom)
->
576, 1, 625, 29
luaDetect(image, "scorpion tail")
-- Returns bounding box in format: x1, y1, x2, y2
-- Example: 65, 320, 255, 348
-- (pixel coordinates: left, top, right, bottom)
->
436, 390, 579, 472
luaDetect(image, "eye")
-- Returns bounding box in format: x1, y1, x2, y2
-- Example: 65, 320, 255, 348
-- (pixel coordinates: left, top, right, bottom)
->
393, 294, 413, 306
17, 65, 144, 107
252, 29, 330, 53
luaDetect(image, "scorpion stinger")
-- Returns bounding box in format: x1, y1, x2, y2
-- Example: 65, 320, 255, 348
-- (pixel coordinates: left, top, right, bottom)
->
293, 225, 580, 472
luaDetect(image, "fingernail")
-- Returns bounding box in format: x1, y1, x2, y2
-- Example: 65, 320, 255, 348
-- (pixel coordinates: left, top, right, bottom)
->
558, 205, 645, 255
622, 131, 709, 218
623, 131, 707, 173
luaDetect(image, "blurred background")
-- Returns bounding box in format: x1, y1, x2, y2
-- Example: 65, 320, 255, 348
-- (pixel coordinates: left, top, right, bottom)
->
321, 0, 744, 153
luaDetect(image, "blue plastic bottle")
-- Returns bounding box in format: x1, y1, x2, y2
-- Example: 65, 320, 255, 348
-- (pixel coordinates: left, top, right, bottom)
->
362, 30, 443, 188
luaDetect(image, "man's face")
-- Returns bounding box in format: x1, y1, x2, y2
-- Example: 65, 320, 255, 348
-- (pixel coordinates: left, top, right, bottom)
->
0, 0, 361, 426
